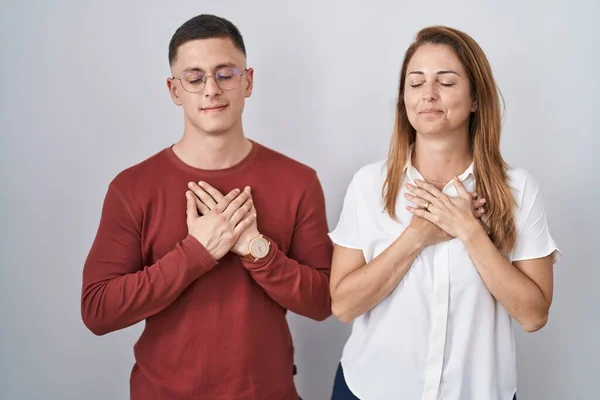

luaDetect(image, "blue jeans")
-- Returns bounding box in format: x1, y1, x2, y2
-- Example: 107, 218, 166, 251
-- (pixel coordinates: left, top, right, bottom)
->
331, 362, 359, 399
331, 363, 517, 400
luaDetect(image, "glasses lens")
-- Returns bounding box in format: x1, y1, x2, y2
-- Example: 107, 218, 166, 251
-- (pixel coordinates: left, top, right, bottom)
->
181, 71, 205, 93
215, 67, 241, 91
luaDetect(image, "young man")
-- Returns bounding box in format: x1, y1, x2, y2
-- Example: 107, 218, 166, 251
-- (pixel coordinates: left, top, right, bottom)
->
81, 14, 332, 400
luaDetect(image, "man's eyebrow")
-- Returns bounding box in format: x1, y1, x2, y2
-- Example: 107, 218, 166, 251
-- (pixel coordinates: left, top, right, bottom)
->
182, 62, 239, 73
214, 62, 238, 69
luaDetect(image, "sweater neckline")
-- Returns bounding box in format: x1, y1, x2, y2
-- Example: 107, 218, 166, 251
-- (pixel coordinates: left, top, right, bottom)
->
165, 140, 261, 177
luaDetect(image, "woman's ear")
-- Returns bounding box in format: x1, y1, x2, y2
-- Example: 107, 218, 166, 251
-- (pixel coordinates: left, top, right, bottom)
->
471, 100, 478, 112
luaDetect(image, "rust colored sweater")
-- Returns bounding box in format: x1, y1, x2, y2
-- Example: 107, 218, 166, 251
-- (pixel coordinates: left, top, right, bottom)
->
81, 142, 333, 400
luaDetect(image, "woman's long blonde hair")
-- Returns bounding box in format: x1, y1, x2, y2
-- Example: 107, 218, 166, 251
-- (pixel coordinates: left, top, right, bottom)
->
383, 26, 517, 252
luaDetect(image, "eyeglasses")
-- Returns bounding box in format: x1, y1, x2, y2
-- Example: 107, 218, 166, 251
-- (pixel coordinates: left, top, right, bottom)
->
172, 67, 248, 93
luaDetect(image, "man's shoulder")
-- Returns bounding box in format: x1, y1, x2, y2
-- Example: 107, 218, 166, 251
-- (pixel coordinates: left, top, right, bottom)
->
109, 147, 170, 191
256, 142, 318, 181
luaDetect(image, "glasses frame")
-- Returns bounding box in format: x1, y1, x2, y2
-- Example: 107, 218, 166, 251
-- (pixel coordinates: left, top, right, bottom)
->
172, 67, 249, 93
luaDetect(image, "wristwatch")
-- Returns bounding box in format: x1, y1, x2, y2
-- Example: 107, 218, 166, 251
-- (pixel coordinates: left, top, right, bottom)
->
243, 234, 271, 262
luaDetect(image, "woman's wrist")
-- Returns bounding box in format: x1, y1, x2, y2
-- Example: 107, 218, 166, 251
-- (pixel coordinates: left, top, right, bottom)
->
401, 223, 427, 252
458, 218, 486, 244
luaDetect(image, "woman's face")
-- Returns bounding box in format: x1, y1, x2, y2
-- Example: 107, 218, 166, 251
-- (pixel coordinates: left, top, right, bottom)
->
404, 44, 477, 137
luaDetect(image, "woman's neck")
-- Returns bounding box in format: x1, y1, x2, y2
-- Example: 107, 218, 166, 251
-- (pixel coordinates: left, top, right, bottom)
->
411, 136, 472, 189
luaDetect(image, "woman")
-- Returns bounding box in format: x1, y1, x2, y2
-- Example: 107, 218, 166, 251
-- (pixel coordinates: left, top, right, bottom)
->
329, 26, 561, 400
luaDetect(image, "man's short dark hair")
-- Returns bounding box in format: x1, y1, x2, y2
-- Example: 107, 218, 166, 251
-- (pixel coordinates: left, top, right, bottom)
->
168, 14, 246, 66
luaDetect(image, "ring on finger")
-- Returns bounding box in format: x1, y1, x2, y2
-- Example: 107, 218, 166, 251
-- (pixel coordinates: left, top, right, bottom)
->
423, 200, 432, 211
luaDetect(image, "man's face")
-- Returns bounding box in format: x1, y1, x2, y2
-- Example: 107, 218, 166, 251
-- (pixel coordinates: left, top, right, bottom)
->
167, 38, 253, 136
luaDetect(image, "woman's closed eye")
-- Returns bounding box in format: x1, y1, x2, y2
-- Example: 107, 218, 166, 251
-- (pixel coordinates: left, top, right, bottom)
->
409, 82, 455, 88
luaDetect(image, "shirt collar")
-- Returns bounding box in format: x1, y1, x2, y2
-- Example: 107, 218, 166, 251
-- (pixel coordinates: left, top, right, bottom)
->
403, 145, 475, 183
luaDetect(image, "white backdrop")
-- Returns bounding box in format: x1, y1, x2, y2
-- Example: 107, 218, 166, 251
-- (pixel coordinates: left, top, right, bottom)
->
1, 1, 599, 399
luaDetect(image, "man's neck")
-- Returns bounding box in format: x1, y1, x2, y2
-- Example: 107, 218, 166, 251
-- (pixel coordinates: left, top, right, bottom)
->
412, 132, 472, 188
173, 125, 252, 171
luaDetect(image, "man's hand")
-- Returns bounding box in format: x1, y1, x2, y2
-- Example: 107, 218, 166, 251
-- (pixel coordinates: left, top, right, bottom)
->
188, 181, 261, 256
186, 187, 256, 260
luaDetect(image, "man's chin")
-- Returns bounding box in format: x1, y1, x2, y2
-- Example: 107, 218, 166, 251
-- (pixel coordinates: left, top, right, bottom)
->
198, 125, 233, 136
189, 120, 231, 135
186, 116, 239, 136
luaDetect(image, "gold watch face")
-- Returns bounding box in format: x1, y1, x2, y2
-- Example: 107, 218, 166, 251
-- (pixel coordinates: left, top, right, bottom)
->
250, 237, 269, 258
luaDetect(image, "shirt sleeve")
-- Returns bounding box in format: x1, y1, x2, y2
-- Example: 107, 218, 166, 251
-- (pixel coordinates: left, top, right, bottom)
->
81, 183, 218, 335
328, 172, 362, 249
240, 171, 333, 321
510, 174, 562, 264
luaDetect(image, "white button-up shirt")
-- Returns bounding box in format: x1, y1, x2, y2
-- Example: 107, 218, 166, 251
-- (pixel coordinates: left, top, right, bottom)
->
329, 157, 561, 400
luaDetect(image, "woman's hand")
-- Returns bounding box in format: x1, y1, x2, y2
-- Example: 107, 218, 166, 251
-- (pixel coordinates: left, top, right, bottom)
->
404, 177, 484, 241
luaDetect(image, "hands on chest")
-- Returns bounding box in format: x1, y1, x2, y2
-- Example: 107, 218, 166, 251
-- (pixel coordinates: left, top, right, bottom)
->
185, 181, 262, 260
404, 177, 487, 246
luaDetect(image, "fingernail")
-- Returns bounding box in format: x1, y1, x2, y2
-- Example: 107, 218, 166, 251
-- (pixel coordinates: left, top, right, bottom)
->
188, 182, 194, 188
234, 188, 240, 193
481, 199, 486, 203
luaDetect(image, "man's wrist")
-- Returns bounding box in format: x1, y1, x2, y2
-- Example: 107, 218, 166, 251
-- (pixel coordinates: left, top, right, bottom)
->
231, 230, 259, 256
240, 232, 270, 261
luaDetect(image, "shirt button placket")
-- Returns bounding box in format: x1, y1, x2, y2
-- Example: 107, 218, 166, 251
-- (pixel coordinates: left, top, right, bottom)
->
421, 243, 450, 400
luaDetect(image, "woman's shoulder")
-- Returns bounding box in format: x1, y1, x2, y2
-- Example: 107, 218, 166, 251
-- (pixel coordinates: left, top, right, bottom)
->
351, 158, 388, 184
506, 167, 545, 211
507, 166, 536, 183
507, 167, 540, 192
341, 159, 388, 206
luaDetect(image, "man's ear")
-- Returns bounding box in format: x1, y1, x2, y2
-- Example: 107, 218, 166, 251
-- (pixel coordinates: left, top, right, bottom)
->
167, 78, 183, 106
244, 68, 254, 98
